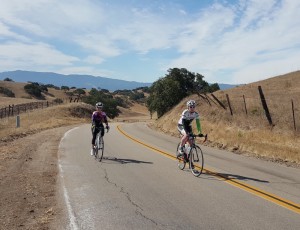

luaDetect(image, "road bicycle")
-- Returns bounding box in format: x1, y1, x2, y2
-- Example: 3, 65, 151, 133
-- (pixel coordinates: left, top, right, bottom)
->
176, 133, 207, 177
93, 127, 109, 162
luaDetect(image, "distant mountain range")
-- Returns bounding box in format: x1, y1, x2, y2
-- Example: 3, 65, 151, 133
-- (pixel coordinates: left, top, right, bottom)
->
217, 83, 239, 90
0, 70, 152, 91
0, 70, 238, 91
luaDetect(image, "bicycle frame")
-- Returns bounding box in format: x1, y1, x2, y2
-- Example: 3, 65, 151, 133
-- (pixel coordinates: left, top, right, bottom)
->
177, 133, 206, 177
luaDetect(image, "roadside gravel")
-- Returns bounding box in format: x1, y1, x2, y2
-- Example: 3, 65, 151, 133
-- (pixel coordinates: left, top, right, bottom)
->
0, 125, 79, 230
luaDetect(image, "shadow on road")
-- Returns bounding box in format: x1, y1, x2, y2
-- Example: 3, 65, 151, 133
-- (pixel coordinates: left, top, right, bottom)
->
202, 171, 269, 183
101, 157, 153, 165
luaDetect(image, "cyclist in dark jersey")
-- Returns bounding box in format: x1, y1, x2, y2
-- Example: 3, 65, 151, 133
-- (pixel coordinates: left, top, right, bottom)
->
177, 100, 202, 160
90, 102, 109, 155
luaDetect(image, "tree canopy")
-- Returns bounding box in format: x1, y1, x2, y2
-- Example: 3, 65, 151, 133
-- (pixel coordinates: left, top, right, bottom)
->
82, 88, 121, 119
146, 68, 219, 118
24, 82, 48, 99
3, 77, 14, 82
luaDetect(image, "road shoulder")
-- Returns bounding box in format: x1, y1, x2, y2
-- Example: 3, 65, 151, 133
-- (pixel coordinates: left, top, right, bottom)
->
0, 125, 79, 230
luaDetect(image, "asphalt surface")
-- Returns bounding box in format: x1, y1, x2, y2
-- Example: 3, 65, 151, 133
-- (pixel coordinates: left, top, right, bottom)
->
58, 122, 300, 230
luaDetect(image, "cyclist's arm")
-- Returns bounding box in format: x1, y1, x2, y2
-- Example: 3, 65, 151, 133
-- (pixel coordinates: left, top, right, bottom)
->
91, 112, 96, 125
195, 117, 202, 134
103, 113, 109, 129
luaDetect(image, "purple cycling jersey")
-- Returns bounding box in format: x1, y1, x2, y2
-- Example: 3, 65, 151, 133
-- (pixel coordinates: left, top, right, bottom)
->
92, 111, 108, 126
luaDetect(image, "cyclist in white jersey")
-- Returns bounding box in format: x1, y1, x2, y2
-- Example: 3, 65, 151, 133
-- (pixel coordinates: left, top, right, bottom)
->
177, 100, 202, 160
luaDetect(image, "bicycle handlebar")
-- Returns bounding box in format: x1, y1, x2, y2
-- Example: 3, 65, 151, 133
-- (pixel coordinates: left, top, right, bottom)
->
188, 133, 208, 142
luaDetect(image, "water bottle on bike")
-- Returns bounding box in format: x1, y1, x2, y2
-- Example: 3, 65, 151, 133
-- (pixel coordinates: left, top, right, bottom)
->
184, 142, 191, 161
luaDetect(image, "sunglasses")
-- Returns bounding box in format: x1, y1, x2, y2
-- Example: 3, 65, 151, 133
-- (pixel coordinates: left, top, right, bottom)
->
189, 106, 195, 109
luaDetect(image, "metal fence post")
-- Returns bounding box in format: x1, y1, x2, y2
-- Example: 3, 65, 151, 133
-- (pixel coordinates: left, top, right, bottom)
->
16, 115, 20, 128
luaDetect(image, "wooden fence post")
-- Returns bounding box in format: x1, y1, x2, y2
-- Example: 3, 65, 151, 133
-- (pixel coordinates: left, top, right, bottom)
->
243, 95, 248, 115
199, 94, 210, 105
211, 93, 226, 110
226, 94, 233, 116
258, 86, 273, 126
204, 94, 211, 106
206, 94, 217, 106
291, 99, 296, 131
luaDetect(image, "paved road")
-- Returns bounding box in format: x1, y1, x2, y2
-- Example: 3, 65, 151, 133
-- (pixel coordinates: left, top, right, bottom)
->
58, 122, 300, 230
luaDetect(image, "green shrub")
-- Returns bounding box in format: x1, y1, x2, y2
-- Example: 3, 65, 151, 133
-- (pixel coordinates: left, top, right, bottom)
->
3, 77, 14, 82
0, 87, 15, 97
53, 98, 63, 104
24, 83, 43, 98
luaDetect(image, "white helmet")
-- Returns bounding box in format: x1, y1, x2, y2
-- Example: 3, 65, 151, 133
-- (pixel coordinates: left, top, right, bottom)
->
187, 100, 196, 108
96, 102, 103, 108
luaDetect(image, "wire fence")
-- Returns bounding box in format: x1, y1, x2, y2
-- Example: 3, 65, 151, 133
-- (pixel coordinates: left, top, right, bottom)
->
200, 86, 300, 132
0, 97, 81, 119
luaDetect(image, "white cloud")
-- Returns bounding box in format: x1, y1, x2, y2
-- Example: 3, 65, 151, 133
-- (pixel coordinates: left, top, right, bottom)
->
168, 0, 300, 83
84, 55, 105, 65
75, 34, 121, 58
59, 66, 115, 78
0, 42, 78, 69
0, 0, 105, 38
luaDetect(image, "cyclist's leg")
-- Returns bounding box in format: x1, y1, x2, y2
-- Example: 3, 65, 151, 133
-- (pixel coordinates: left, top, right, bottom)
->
99, 124, 105, 137
177, 125, 187, 156
185, 126, 194, 160
177, 143, 186, 170
91, 127, 97, 155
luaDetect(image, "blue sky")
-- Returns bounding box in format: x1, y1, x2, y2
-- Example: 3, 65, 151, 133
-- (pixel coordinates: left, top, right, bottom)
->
0, 0, 299, 84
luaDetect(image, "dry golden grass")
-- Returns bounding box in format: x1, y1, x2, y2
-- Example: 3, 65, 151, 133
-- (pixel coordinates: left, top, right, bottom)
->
0, 102, 93, 141
0, 80, 69, 107
0, 80, 29, 98
115, 102, 152, 122
210, 71, 300, 132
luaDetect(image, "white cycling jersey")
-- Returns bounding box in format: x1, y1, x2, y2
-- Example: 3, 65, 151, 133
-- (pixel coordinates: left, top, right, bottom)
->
178, 109, 200, 126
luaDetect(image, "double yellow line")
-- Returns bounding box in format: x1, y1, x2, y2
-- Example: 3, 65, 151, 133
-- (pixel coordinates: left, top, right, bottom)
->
117, 125, 300, 215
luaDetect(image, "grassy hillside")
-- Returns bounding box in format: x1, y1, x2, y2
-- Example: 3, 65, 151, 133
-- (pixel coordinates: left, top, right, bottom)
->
151, 71, 300, 166
0, 103, 93, 142
0, 80, 69, 106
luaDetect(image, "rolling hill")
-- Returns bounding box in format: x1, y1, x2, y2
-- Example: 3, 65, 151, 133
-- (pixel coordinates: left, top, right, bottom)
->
0, 70, 152, 91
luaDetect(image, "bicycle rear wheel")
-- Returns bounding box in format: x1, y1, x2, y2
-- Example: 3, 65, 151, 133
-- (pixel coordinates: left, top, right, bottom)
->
189, 145, 204, 177
177, 143, 186, 170
98, 136, 104, 162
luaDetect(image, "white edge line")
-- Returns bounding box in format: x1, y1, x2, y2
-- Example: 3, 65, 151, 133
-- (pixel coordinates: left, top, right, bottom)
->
58, 127, 79, 230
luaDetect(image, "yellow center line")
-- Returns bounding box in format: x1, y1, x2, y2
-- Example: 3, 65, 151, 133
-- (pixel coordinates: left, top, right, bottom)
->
117, 125, 300, 215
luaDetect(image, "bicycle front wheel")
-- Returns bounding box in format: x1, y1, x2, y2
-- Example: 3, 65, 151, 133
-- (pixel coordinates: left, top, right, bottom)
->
98, 136, 104, 162
189, 145, 204, 177
177, 143, 186, 170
